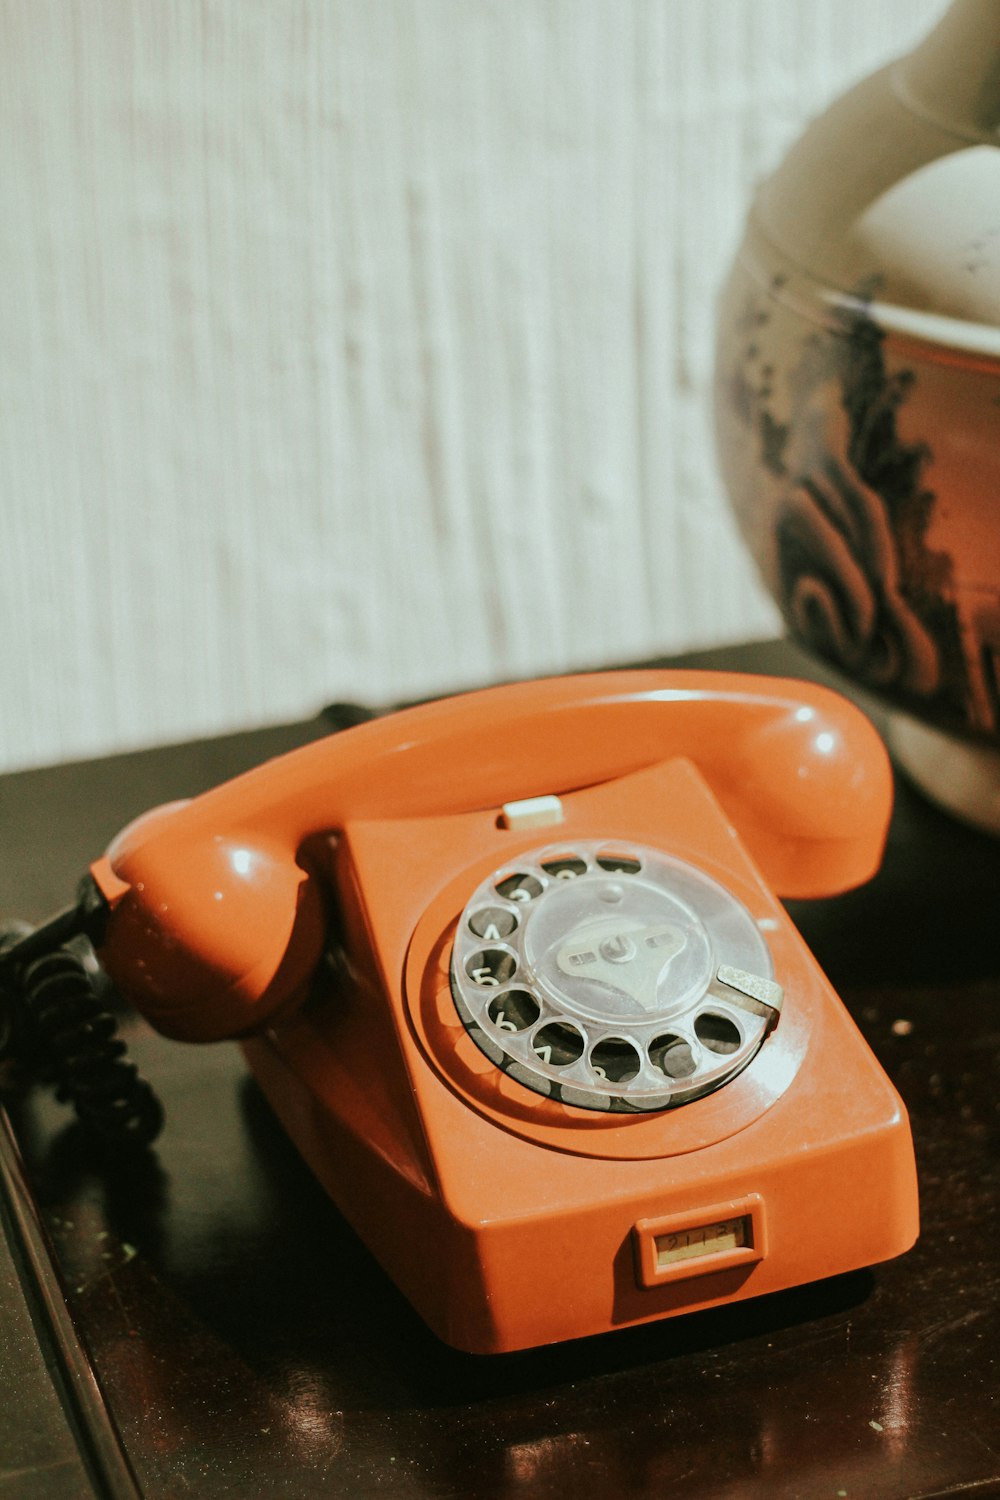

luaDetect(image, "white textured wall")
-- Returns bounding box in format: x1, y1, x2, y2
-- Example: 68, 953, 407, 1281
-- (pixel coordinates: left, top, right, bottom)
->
1, 0, 943, 771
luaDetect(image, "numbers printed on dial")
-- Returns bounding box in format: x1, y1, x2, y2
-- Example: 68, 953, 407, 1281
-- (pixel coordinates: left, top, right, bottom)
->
590, 1037, 641, 1083
596, 851, 642, 874
532, 1021, 584, 1067
495, 873, 543, 904
468, 907, 518, 942
487, 989, 540, 1033
467, 948, 517, 987
541, 856, 587, 881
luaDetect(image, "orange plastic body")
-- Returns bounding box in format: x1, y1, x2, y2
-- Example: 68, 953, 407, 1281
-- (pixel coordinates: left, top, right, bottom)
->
92, 671, 892, 1040
89, 671, 918, 1353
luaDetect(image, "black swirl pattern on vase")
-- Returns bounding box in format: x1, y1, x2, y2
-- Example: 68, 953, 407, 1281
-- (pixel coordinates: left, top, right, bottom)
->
726, 286, 974, 723
777, 454, 940, 698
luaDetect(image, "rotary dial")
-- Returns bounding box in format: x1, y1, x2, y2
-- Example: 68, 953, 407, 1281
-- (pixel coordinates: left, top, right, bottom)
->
449, 841, 782, 1113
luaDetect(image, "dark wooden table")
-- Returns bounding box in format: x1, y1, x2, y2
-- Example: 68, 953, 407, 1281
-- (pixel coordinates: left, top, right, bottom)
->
1, 640, 998, 1500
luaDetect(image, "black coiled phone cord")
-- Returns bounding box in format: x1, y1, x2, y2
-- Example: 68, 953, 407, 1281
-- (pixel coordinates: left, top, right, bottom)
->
17, 946, 163, 1146
0, 700, 376, 1151
0, 884, 163, 1148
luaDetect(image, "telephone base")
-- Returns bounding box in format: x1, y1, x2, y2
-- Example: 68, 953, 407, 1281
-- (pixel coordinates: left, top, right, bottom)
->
244, 1024, 916, 1354
241, 754, 918, 1355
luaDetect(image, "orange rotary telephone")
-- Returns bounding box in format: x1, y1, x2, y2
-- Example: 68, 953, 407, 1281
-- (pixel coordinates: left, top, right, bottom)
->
12, 671, 920, 1353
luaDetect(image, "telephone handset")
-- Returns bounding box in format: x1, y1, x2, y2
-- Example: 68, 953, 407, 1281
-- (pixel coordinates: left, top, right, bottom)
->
66, 673, 923, 1350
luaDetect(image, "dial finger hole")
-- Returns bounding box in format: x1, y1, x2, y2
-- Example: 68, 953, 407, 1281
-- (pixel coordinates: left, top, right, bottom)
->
695, 1012, 742, 1055
468, 906, 518, 940
595, 848, 641, 874
495, 872, 544, 904
532, 1021, 585, 1067
466, 948, 517, 988
589, 1037, 641, 1083
649, 1032, 697, 1079
540, 855, 587, 880
486, 989, 540, 1033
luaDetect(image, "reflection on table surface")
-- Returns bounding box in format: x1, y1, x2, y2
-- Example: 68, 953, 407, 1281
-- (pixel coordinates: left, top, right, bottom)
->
1, 640, 998, 1499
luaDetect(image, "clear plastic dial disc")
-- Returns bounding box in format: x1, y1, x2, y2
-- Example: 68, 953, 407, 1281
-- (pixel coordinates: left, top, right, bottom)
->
449, 841, 781, 1113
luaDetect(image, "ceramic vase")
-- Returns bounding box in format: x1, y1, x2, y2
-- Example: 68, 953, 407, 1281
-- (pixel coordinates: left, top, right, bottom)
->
715, 0, 1000, 829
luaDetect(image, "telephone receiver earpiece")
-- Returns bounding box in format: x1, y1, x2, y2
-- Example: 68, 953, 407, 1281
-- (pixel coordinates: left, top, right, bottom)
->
89, 671, 892, 1043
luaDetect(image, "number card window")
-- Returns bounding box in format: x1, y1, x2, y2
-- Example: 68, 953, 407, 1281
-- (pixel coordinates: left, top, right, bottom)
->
632, 1195, 766, 1288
